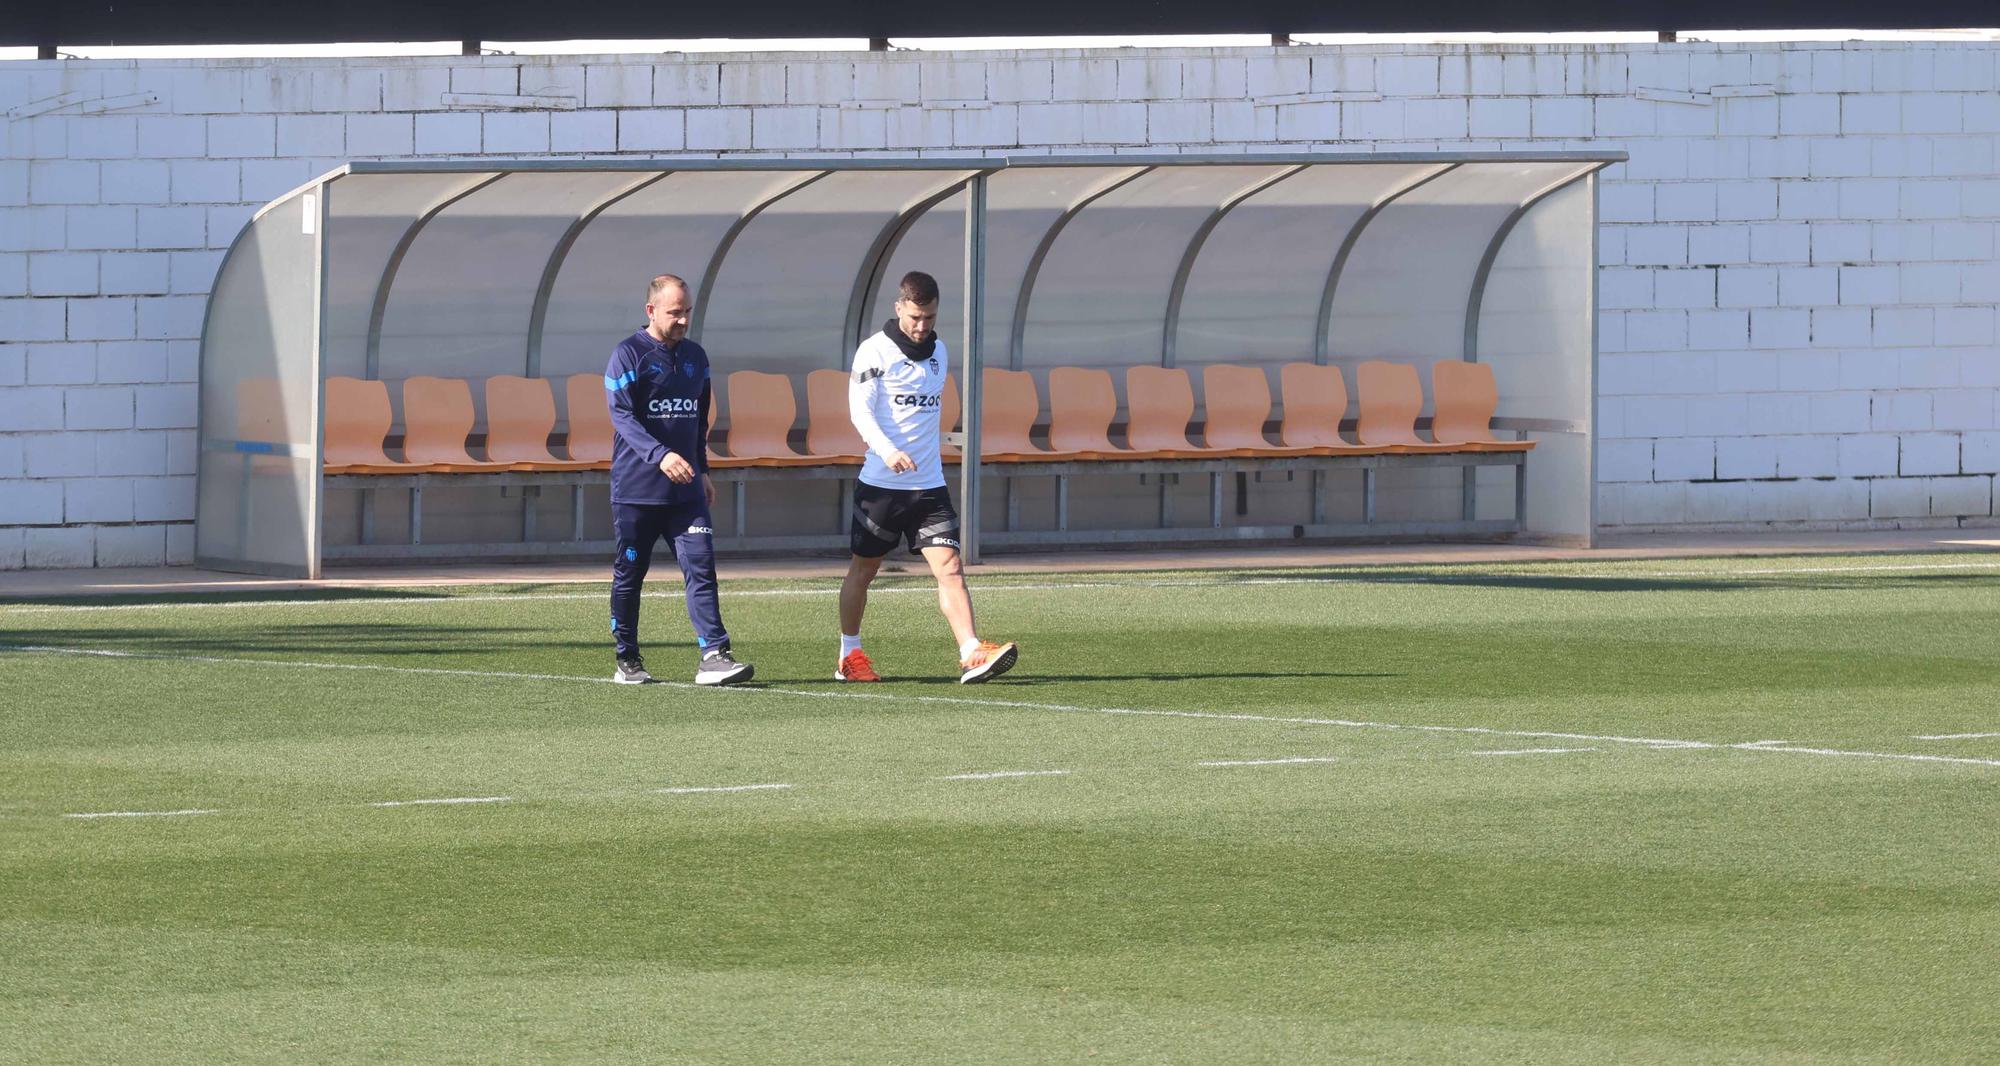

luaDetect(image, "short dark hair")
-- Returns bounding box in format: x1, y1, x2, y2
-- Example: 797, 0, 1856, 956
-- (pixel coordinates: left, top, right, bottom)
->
647, 273, 688, 304
898, 271, 940, 306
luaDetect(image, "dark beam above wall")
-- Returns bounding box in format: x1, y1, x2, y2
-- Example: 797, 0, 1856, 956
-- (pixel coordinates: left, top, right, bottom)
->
9, 0, 1997, 48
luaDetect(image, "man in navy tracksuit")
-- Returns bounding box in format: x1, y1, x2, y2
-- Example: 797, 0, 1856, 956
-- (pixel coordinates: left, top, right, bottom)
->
604, 273, 752, 686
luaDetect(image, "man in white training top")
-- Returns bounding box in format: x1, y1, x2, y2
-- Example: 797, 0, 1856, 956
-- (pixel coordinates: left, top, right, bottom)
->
835, 271, 1018, 685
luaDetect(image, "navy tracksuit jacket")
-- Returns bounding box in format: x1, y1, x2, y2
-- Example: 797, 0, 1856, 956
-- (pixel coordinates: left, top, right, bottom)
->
603, 329, 726, 656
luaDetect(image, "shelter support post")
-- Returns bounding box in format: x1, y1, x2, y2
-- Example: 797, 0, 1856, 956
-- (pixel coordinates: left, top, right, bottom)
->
958, 172, 988, 563
1362, 469, 1376, 523
689, 172, 830, 345
1516, 459, 1529, 531
1010, 167, 1153, 370
365, 174, 505, 378
1314, 163, 1457, 364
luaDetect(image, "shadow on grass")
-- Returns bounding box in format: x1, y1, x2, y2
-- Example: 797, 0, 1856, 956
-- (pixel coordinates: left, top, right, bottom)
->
776, 671, 1400, 688
1, 622, 539, 658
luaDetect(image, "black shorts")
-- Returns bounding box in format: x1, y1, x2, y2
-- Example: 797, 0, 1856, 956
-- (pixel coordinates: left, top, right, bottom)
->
851, 482, 961, 558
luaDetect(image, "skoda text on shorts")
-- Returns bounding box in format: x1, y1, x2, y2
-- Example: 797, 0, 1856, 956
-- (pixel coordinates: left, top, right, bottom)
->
837, 271, 1018, 686
603, 273, 753, 687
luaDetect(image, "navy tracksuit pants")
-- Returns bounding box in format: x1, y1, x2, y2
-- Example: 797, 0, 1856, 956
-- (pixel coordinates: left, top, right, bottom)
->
610, 501, 727, 659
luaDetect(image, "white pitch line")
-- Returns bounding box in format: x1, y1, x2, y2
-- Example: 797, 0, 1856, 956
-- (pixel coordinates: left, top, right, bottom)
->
8, 645, 631, 685
0, 578, 1349, 615
1912, 732, 2000, 740
8, 558, 1998, 616
369, 796, 511, 807
0, 581, 1193, 615
11, 643, 2000, 773
1632, 560, 2000, 578
941, 770, 1071, 780
1733, 740, 2000, 768
654, 783, 793, 794
1471, 747, 1600, 756
1198, 756, 1340, 767
64, 808, 219, 819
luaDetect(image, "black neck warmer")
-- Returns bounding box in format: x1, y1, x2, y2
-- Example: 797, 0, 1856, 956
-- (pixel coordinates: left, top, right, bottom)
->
883, 318, 938, 362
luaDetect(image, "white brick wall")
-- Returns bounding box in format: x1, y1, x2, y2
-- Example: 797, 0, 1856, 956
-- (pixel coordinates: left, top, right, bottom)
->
2, 41, 1996, 567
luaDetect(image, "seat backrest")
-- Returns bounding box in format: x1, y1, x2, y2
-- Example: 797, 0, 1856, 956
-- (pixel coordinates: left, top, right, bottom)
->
933, 373, 961, 454
1355, 361, 1427, 447
725, 370, 802, 459
1277, 363, 1350, 448
324, 377, 394, 465
1430, 360, 1501, 445
484, 376, 560, 464
564, 373, 614, 462
1047, 367, 1118, 453
401, 376, 480, 464
1124, 366, 1196, 452
981, 368, 1040, 454
1199, 364, 1274, 450
712, 386, 728, 462
805, 369, 865, 456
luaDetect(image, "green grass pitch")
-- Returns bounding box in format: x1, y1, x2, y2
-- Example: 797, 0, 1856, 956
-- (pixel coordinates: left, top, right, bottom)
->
4, 552, 1999, 1063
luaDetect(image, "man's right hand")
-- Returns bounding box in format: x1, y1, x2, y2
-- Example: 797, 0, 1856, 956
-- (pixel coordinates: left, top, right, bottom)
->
884, 449, 916, 473
658, 451, 695, 483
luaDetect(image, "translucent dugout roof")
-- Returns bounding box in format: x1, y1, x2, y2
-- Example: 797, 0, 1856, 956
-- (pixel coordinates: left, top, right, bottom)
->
198, 152, 1622, 577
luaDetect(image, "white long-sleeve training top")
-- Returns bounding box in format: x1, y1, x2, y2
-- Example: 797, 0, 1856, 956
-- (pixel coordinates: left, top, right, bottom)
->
848, 329, 949, 491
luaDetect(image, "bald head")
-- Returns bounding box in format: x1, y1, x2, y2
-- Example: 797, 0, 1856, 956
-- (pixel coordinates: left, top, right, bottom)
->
644, 273, 692, 344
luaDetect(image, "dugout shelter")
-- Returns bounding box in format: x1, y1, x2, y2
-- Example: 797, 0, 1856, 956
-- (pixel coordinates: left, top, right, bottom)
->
196, 153, 1620, 577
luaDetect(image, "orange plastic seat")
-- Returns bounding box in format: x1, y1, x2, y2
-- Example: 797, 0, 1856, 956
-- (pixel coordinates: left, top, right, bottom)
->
401, 376, 516, 470
1199, 364, 1321, 457
323, 376, 444, 474
1045, 367, 1122, 458
706, 396, 722, 468
938, 373, 963, 463
1355, 361, 1464, 453
1277, 363, 1389, 455
710, 370, 820, 467
975, 368, 1079, 462
563, 373, 614, 469
486, 376, 599, 470
1125, 366, 1226, 458
1430, 361, 1536, 453
804, 369, 865, 464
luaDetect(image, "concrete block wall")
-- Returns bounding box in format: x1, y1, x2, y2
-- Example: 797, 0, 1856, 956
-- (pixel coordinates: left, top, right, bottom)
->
2, 42, 1996, 566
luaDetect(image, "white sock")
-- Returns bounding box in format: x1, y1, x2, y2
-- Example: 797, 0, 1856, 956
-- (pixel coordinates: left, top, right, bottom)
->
841, 633, 864, 659
959, 636, 982, 659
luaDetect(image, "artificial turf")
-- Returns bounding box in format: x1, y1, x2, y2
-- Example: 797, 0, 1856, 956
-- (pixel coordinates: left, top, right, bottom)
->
3, 552, 1998, 1063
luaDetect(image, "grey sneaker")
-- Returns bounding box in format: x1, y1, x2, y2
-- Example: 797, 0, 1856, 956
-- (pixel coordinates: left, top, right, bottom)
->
613, 655, 652, 685
695, 645, 754, 687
